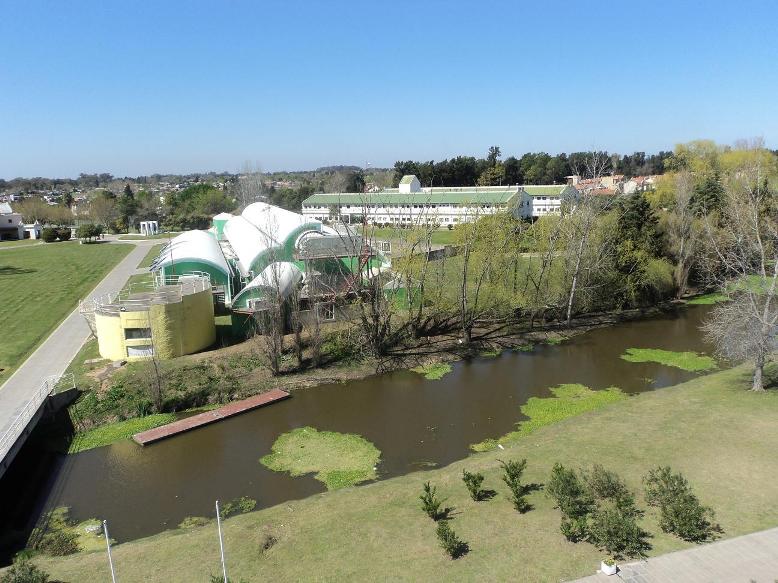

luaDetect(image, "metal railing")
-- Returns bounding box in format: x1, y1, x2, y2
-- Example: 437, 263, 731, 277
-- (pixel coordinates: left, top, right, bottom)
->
80, 272, 211, 316
0, 373, 74, 463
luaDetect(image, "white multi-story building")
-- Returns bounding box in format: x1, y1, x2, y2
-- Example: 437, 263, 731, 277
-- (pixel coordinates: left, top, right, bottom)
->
301, 175, 579, 226
0, 202, 25, 240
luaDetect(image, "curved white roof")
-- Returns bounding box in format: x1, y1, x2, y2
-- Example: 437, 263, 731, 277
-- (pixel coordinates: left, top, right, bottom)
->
152, 229, 231, 275
222, 215, 270, 275
241, 202, 315, 245
232, 262, 303, 306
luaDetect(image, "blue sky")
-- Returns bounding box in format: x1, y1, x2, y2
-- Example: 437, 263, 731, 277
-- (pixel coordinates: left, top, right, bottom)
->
1, 0, 777, 178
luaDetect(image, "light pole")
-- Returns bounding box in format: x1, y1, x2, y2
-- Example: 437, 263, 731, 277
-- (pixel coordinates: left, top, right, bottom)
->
216, 500, 228, 582
103, 520, 117, 583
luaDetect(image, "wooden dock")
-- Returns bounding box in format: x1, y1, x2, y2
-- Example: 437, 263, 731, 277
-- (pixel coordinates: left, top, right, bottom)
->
132, 389, 290, 445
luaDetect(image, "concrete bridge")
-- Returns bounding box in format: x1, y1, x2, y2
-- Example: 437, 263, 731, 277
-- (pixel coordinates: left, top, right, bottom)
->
0, 240, 155, 478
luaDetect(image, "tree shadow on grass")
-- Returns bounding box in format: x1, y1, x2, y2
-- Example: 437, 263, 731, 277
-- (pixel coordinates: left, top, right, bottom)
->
0, 266, 36, 275
474, 488, 497, 501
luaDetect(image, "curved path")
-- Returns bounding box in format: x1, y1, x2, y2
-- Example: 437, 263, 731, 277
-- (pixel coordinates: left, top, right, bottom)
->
0, 239, 158, 468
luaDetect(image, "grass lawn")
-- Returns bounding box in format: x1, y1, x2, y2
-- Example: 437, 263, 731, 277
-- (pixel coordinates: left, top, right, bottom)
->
118, 233, 180, 240
122, 272, 154, 293
0, 243, 132, 384
260, 426, 381, 490
68, 414, 177, 453
621, 348, 717, 372
28, 364, 778, 582
0, 239, 44, 248
366, 227, 458, 246
687, 292, 728, 305
137, 243, 165, 268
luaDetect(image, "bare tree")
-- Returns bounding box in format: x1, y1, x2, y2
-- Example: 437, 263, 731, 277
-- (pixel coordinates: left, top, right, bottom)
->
564, 151, 613, 325
664, 171, 701, 298
234, 161, 264, 210
701, 144, 778, 391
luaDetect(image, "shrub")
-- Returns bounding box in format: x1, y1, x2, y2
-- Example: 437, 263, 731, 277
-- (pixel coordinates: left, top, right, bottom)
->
643, 466, 689, 507
436, 521, 468, 559
546, 463, 592, 519
56, 228, 71, 241
643, 466, 719, 542
220, 496, 257, 519
560, 516, 588, 542
76, 223, 103, 242
499, 458, 531, 512
34, 529, 80, 556
40, 228, 58, 243
420, 481, 446, 520
178, 516, 210, 529
0, 559, 50, 583
588, 505, 650, 560
584, 464, 639, 516
260, 533, 278, 553
462, 470, 485, 501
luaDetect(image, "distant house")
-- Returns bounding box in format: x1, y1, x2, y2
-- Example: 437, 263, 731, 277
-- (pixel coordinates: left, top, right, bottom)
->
622, 175, 658, 195
0, 202, 25, 240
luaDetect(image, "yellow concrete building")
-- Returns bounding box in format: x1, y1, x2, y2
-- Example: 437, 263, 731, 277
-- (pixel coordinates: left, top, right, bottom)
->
84, 274, 216, 361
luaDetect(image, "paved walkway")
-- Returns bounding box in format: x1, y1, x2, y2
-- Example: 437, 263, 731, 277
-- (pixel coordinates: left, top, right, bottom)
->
0, 240, 158, 449
573, 527, 778, 583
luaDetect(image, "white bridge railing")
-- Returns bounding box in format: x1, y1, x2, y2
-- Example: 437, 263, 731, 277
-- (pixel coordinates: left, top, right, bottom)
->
0, 373, 75, 464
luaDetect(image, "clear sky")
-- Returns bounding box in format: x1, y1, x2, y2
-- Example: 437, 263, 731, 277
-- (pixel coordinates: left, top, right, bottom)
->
1, 0, 777, 178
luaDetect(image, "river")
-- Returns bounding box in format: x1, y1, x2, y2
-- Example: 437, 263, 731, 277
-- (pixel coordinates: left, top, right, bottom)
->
21, 305, 715, 544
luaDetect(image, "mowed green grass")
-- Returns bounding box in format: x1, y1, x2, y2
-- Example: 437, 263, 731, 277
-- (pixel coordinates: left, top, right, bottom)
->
366, 227, 458, 246
137, 243, 165, 268
118, 232, 180, 240
29, 365, 778, 582
0, 243, 132, 383
0, 238, 44, 248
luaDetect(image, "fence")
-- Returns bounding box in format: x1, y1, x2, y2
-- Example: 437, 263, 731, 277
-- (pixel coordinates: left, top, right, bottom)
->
0, 373, 75, 464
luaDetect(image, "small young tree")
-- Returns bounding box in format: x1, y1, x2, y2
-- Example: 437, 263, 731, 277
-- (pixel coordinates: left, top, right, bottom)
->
420, 481, 446, 520
461, 470, 485, 501
435, 521, 469, 559
499, 458, 531, 513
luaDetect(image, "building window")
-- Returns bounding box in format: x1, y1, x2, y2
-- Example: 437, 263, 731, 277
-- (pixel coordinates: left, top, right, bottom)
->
127, 345, 154, 357
317, 302, 335, 321
124, 327, 151, 340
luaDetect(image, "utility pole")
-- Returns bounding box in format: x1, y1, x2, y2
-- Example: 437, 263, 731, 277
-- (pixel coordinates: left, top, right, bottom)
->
216, 500, 228, 582
103, 520, 117, 583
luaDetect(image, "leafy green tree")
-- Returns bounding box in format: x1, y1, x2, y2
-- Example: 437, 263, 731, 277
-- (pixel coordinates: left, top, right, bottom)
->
690, 172, 724, 215
487, 145, 501, 166
344, 170, 366, 193
40, 228, 58, 242
477, 163, 505, 186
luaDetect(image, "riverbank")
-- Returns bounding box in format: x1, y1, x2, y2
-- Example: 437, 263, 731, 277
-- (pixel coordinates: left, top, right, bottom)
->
24, 363, 778, 582
64, 301, 688, 451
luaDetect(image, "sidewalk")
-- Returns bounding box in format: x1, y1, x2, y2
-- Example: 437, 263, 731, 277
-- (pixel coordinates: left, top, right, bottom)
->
573, 527, 778, 583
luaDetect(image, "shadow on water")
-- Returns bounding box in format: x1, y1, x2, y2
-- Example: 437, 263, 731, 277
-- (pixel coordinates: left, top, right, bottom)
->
8, 305, 716, 552
0, 408, 75, 564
